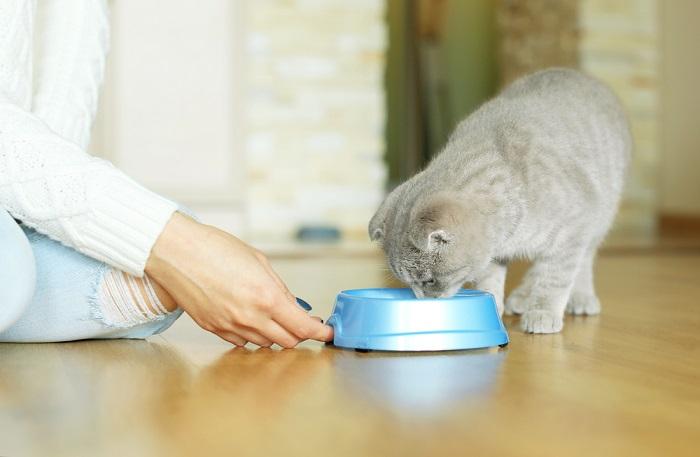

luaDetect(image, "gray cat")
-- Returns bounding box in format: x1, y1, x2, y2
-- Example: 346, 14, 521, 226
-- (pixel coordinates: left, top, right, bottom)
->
369, 68, 630, 333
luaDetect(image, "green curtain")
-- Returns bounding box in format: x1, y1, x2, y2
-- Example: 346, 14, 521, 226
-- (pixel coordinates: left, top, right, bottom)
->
384, 0, 498, 188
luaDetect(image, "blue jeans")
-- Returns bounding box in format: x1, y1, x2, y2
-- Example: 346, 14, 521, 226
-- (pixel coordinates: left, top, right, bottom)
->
0, 209, 182, 342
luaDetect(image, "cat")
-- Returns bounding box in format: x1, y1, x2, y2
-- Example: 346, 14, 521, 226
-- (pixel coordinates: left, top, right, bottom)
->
369, 68, 631, 333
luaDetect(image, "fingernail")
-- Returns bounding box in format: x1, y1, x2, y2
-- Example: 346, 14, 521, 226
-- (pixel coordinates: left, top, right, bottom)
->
296, 297, 312, 311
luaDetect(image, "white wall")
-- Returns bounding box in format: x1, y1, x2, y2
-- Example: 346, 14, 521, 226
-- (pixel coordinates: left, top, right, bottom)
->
92, 0, 247, 234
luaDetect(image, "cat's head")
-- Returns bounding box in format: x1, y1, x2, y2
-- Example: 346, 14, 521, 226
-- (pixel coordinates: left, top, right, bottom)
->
369, 191, 497, 298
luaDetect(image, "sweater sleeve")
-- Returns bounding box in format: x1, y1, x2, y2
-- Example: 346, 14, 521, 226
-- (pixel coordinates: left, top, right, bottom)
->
32, 0, 110, 149
0, 98, 178, 276
0, 0, 177, 276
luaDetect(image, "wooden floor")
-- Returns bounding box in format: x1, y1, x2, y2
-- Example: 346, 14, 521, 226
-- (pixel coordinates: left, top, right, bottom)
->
2, 250, 700, 456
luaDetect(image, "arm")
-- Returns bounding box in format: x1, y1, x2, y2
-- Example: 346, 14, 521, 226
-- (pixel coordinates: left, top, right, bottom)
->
0, 0, 176, 276
0, 0, 332, 346
0, 97, 178, 275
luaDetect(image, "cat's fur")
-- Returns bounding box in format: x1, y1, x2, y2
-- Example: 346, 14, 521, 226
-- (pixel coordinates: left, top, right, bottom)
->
369, 68, 630, 333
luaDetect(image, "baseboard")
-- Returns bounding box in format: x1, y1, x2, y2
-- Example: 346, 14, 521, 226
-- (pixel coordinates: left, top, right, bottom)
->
659, 213, 700, 238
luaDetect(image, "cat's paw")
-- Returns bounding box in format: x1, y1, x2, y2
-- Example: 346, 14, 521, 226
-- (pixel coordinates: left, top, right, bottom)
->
504, 291, 528, 315
566, 293, 601, 315
520, 309, 564, 334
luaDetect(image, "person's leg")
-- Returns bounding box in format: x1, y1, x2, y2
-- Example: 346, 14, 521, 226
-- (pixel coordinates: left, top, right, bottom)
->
0, 224, 182, 343
0, 210, 36, 333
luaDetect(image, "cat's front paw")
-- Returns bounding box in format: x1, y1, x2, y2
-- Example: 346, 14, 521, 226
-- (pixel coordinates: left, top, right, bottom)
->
520, 309, 564, 334
566, 293, 601, 315
504, 291, 528, 315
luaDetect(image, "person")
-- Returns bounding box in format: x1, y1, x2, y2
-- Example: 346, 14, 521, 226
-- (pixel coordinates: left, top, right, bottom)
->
0, 0, 333, 347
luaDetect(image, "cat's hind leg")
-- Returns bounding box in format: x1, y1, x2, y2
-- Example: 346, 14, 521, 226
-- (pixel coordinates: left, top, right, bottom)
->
565, 244, 601, 315
520, 241, 587, 333
474, 261, 507, 315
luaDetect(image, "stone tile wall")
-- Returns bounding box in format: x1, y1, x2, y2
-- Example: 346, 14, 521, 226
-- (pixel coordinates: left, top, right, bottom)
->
579, 0, 660, 235
243, 0, 388, 241
497, 0, 660, 236
497, 0, 579, 86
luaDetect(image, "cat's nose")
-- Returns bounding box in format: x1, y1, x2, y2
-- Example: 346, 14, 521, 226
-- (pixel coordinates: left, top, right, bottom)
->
421, 290, 443, 298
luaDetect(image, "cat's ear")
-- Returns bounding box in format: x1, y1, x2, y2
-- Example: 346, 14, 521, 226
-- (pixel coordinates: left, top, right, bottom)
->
409, 193, 463, 252
370, 227, 384, 242
369, 181, 410, 243
368, 199, 389, 242
414, 226, 455, 252
426, 229, 453, 250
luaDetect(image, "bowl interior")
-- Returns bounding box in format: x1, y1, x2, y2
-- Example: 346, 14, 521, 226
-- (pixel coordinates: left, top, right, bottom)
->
339, 288, 488, 301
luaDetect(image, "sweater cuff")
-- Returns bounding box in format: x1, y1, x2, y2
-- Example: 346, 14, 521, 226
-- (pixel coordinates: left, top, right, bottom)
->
75, 171, 178, 277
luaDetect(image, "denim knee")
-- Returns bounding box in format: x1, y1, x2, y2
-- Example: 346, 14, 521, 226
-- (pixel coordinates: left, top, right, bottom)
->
0, 210, 36, 332
0, 222, 182, 343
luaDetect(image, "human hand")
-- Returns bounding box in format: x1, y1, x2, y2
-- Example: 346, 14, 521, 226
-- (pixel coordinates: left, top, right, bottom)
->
145, 212, 333, 348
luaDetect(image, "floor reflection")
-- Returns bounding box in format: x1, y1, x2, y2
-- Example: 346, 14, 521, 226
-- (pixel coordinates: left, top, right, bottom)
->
0, 340, 192, 456
328, 346, 507, 417
1, 338, 507, 455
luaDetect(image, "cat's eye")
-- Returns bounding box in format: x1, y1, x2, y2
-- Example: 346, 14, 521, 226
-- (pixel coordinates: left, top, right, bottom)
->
423, 279, 436, 286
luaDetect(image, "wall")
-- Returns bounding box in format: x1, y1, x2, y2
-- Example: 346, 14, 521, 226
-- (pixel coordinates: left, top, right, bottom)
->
92, 0, 387, 242
497, 0, 579, 86
92, 0, 246, 233
659, 0, 700, 216
579, 0, 661, 236
243, 0, 387, 241
495, 0, 661, 236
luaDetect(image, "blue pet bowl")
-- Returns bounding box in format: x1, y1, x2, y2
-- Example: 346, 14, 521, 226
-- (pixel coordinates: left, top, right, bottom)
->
326, 288, 509, 352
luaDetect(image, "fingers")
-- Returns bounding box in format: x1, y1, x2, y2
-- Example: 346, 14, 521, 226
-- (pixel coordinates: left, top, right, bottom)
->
272, 303, 334, 342
217, 331, 247, 347
255, 252, 332, 343
259, 320, 301, 349
205, 249, 331, 347
223, 322, 301, 349
208, 315, 329, 348
217, 328, 275, 348
220, 317, 328, 349
231, 326, 273, 348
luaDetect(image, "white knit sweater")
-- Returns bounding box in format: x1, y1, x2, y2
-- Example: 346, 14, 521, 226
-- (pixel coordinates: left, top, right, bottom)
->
0, 0, 177, 276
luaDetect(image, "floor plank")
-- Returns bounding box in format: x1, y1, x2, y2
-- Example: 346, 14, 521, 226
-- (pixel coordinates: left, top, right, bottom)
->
1, 253, 699, 456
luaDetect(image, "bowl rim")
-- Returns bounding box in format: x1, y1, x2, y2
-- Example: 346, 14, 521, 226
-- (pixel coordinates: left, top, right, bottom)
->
337, 287, 490, 302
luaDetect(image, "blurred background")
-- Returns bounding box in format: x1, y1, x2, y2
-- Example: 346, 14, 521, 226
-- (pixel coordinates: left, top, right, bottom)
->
90, 0, 700, 251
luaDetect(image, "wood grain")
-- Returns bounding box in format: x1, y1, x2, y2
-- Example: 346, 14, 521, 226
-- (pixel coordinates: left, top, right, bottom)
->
1, 253, 699, 456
